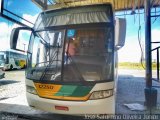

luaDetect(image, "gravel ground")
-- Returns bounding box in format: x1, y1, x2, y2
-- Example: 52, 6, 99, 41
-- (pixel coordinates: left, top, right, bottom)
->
117, 69, 160, 115
0, 70, 26, 102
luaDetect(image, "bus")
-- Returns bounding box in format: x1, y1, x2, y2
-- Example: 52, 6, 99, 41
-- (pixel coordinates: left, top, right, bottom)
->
0, 50, 26, 70
10, 4, 126, 114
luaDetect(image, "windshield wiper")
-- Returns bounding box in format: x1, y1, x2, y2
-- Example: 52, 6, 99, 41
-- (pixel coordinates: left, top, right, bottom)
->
39, 49, 58, 80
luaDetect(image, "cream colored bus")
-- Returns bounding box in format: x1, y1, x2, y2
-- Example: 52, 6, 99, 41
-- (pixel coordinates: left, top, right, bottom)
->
0, 50, 26, 70
10, 4, 126, 115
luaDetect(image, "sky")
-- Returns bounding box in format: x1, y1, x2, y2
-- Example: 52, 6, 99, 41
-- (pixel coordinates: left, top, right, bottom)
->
116, 9, 160, 62
0, 1, 160, 63
0, 0, 41, 51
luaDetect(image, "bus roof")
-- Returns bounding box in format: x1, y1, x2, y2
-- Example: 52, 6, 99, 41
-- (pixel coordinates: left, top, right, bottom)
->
0, 49, 27, 55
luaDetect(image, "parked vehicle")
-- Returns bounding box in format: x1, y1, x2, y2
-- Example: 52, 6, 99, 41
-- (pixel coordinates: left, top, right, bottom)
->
10, 4, 126, 115
0, 50, 26, 70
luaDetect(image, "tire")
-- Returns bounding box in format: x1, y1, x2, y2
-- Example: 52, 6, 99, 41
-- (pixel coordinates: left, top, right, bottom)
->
10, 65, 13, 70
23, 65, 26, 69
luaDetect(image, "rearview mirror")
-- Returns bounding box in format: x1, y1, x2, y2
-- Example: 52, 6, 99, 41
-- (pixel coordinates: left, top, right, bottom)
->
115, 18, 126, 50
10, 27, 33, 52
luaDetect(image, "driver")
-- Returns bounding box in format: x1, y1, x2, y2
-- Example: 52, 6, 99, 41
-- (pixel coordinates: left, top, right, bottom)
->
64, 38, 76, 64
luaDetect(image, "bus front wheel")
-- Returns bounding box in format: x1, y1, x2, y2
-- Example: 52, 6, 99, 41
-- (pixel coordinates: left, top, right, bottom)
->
23, 65, 26, 69
10, 65, 13, 70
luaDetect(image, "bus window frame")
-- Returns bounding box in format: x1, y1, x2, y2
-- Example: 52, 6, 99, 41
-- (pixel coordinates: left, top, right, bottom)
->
27, 23, 115, 85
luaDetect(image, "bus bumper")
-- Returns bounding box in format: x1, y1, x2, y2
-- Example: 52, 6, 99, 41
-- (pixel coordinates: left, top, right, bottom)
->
26, 92, 115, 115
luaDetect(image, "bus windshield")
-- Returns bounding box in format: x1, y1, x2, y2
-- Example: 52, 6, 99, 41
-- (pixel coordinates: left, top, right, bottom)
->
27, 26, 114, 82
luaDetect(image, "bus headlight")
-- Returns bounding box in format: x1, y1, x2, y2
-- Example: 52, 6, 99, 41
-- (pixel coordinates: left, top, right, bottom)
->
26, 85, 37, 95
89, 89, 113, 100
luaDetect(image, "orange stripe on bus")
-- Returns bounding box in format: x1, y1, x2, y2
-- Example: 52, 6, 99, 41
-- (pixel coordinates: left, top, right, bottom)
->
34, 83, 91, 101
34, 83, 62, 96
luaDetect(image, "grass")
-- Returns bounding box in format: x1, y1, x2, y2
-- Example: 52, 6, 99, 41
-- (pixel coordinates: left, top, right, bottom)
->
118, 62, 158, 70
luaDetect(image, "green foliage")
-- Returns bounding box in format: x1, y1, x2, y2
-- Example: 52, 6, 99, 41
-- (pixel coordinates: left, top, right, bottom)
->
118, 62, 158, 70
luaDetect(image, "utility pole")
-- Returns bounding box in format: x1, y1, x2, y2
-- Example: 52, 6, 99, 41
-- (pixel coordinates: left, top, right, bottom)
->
144, 0, 157, 108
